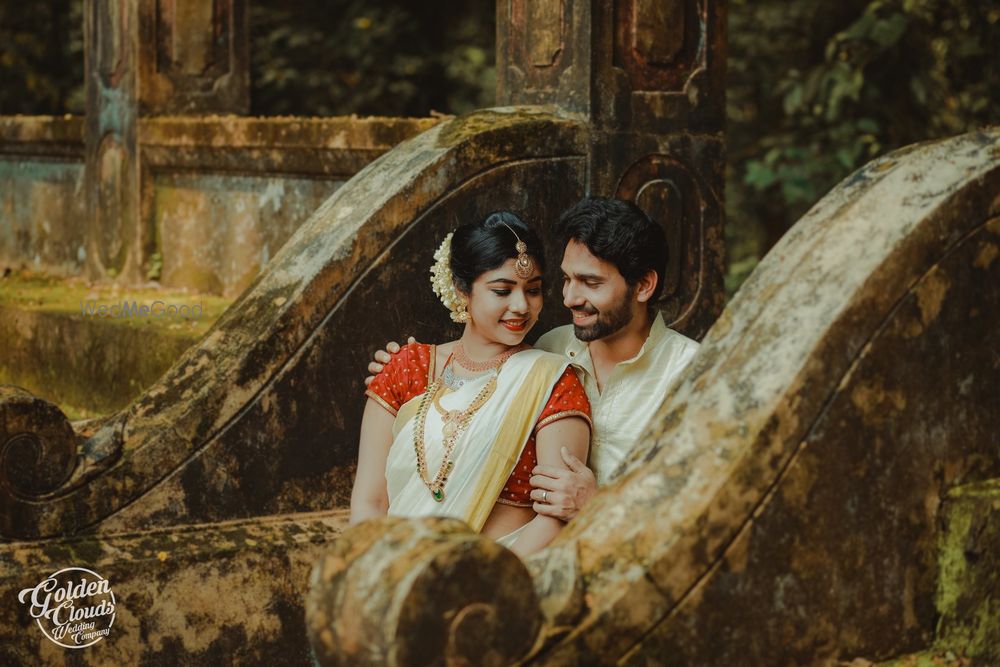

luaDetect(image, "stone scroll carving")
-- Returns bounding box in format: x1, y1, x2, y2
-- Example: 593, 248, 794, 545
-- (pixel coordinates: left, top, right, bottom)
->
306, 518, 541, 667
307, 130, 1000, 665
0, 387, 78, 516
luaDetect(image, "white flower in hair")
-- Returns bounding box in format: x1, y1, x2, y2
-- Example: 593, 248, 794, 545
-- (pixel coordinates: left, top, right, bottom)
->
430, 232, 468, 323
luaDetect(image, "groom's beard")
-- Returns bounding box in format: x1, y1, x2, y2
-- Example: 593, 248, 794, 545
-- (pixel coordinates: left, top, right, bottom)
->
571, 293, 635, 342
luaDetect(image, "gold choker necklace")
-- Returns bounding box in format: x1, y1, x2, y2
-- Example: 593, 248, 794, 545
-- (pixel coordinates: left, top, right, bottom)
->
453, 342, 522, 373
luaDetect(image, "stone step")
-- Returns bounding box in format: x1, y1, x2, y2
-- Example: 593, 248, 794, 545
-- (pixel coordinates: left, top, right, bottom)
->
0, 270, 230, 419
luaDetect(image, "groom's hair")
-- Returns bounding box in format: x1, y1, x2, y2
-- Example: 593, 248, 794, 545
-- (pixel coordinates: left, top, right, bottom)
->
555, 197, 668, 303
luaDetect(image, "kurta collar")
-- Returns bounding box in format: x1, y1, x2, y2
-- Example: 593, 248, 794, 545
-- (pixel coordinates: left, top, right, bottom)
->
621, 311, 666, 366
563, 311, 666, 366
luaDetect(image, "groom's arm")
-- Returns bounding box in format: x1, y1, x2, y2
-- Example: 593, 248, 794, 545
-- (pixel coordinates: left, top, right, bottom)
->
529, 447, 598, 522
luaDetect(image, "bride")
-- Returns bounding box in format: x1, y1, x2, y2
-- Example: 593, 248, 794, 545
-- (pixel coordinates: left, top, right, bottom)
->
350, 212, 591, 556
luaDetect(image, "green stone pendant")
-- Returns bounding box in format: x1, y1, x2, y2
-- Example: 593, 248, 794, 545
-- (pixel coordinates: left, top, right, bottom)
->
432, 488, 444, 502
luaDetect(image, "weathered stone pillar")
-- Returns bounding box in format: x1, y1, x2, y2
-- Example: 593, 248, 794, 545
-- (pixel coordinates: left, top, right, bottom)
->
497, 0, 727, 336
83, 0, 248, 282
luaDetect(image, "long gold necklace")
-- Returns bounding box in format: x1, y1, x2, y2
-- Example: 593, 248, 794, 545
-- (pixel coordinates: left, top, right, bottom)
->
412, 353, 503, 502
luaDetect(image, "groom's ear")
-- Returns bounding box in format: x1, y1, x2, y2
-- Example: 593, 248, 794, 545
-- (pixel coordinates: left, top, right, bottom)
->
634, 269, 659, 304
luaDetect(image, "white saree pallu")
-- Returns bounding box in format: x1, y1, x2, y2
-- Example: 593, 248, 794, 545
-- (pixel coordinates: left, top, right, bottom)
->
386, 349, 570, 540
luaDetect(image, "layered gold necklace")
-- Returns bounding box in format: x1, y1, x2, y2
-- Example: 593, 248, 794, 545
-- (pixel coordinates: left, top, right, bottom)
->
412, 344, 522, 502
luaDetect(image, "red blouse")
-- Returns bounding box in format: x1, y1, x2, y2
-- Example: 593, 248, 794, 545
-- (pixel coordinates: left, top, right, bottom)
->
365, 343, 591, 507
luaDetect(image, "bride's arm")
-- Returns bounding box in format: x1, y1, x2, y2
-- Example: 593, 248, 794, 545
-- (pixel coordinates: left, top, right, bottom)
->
349, 399, 396, 524
506, 417, 591, 557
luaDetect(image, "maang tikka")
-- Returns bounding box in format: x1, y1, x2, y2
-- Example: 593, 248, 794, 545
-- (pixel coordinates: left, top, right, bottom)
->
502, 223, 534, 279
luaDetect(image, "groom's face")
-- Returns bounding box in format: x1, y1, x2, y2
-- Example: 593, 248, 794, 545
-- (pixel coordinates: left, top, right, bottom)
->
560, 240, 635, 342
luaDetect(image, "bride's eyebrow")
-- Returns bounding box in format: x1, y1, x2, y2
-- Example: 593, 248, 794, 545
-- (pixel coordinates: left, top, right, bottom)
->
486, 276, 543, 285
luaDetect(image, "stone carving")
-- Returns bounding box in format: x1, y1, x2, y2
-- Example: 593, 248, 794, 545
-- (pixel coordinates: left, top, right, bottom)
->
615, 153, 713, 327
306, 517, 541, 666
615, 0, 699, 89
143, 0, 249, 114
632, 0, 686, 66
0, 387, 77, 512
94, 135, 128, 271
501, 0, 578, 102
306, 129, 1000, 665
524, 0, 564, 68
158, 0, 221, 77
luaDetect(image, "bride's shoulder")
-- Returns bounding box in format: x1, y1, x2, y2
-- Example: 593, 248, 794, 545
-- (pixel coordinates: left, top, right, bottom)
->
430, 340, 458, 369
435, 340, 458, 354
433, 340, 458, 360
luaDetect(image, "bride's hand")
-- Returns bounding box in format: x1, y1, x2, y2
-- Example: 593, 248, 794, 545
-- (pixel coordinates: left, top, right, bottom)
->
364, 336, 417, 386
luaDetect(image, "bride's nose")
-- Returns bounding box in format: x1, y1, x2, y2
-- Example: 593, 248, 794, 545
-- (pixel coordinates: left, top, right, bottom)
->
508, 289, 529, 314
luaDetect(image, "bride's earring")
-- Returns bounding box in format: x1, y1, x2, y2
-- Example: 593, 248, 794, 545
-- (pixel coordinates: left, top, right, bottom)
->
456, 300, 471, 323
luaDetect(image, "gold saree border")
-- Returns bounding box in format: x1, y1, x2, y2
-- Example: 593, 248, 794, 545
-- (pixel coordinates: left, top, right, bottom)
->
462, 354, 568, 532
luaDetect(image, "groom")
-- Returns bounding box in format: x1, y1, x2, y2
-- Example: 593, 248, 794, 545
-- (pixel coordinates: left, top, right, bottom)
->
366, 196, 699, 521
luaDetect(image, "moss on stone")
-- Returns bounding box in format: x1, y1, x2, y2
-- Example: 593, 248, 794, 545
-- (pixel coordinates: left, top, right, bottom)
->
934, 480, 1000, 663
873, 649, 971, 666
0, 269, 232, 416
0, 269, 230, 332
434, 106, 561, 148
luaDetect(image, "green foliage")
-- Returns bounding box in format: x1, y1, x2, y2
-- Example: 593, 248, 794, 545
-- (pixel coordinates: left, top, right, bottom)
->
146, 251, 163, 282
250, 0, 495, 117
0, 0, 83, 114
727, 0, 1000, 293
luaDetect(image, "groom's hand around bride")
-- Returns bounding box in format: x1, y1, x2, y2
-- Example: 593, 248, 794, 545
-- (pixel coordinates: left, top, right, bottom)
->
364, 337, 417, 386
530, 447, 597, 522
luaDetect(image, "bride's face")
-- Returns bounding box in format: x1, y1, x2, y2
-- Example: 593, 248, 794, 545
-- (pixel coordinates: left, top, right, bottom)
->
462, 257, 544, 346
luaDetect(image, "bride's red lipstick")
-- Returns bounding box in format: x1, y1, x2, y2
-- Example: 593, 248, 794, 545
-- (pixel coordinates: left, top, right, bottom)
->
500, 319, 527, 332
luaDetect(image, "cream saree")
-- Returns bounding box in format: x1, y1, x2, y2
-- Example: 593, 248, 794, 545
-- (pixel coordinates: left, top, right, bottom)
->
386, 349, 570, 542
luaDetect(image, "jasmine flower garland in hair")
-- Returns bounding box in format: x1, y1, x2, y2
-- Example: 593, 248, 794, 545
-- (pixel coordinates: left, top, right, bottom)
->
430, 233, 468, 323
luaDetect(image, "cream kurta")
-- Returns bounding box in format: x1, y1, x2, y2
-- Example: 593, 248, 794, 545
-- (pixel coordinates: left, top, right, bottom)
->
535, 312, 698, 485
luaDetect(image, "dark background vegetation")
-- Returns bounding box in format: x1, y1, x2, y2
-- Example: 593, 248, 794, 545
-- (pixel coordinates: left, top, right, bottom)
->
2, 0, 997, 293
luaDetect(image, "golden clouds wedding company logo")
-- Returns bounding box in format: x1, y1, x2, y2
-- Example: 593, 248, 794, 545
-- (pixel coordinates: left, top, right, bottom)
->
17, 567, 116, 648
